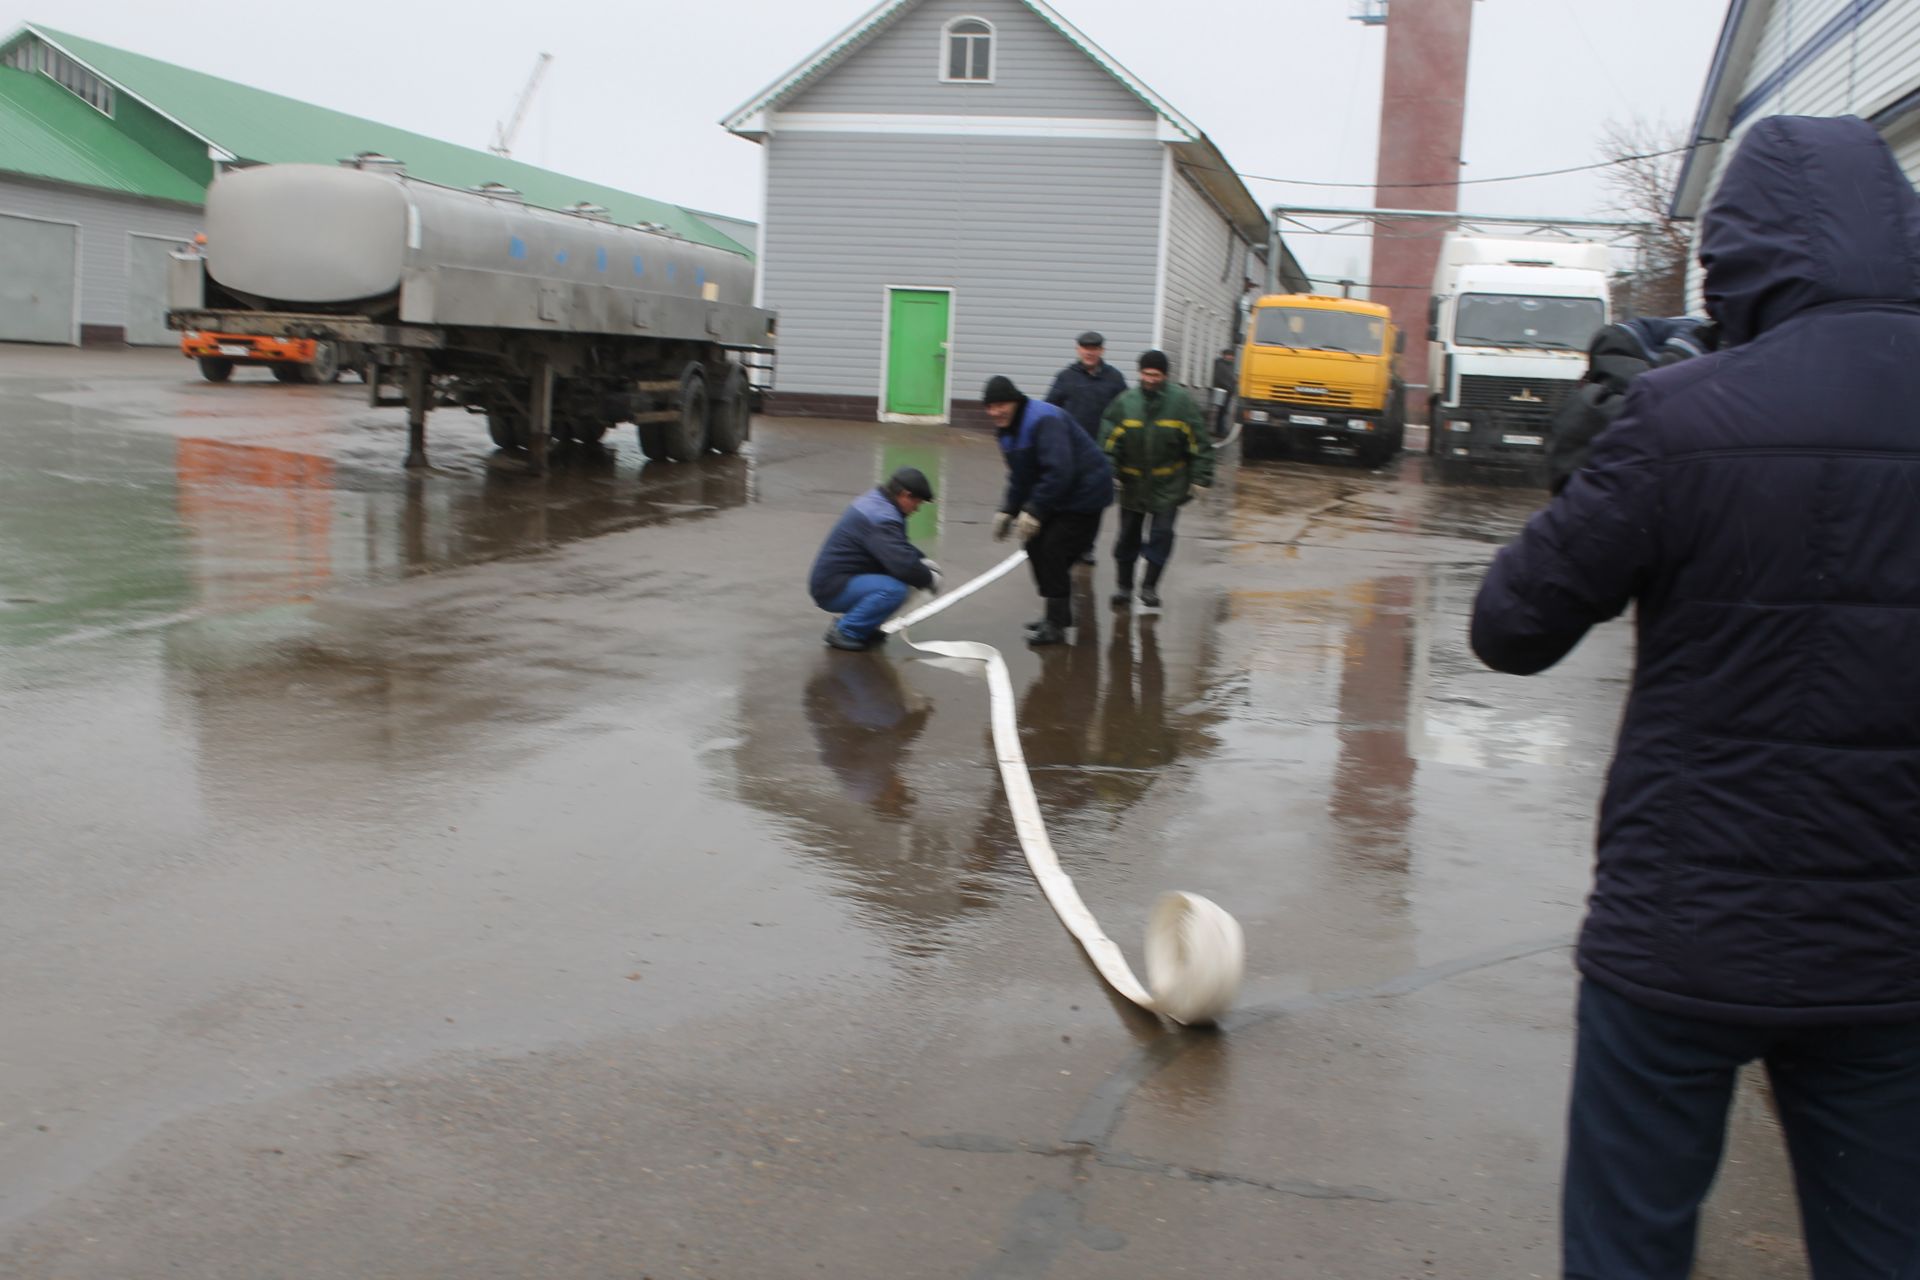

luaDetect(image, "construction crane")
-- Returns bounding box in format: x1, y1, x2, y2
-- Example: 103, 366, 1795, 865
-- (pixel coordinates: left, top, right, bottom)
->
489, 52, 553, 159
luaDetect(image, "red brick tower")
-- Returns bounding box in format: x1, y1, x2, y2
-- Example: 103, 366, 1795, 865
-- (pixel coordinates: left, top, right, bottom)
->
1368, 0, 1474, 404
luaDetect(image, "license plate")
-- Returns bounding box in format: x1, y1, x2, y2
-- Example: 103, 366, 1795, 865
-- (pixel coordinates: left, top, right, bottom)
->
1501, 433, 1543, 446
217, 344, 249, 356
1289, 414, 1328, 426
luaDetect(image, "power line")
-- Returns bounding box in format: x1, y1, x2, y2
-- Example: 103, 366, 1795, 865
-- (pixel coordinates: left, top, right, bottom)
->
1205, 143, 1703, 192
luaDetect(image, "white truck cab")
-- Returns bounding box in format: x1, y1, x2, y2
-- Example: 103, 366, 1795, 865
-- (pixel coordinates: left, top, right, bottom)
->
1427, 235, 1611, 471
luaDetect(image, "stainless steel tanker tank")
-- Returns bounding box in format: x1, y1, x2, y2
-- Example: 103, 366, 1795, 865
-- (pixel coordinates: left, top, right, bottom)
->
201, 163, 768, 348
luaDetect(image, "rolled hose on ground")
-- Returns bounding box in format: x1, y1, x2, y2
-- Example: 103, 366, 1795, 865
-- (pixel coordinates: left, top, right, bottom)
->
880, 552, 1245, 1026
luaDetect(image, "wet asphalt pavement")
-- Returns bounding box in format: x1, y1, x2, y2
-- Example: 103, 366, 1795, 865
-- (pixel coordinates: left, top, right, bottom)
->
1, 347, 1808, 1278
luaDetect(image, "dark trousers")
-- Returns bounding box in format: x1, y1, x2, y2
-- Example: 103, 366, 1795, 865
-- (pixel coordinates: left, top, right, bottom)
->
1026, 510, 1101, 601
1113, 506, 1178, 588
1563, 979, 1920, 1280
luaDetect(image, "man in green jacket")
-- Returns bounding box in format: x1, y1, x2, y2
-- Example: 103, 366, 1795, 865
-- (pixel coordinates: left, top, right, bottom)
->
1101, 350, 1214, 609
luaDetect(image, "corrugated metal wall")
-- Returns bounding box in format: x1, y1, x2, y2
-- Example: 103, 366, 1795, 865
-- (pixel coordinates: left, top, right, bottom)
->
0, 176, 201, 340
1161, 166, 1241, 389
786, 0, 1148, 120
1685, 0, 1920, 310
762, 131, 1162, 410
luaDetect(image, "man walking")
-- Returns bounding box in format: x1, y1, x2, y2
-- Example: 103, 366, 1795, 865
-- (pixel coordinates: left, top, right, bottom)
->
1471, 115, 1920, 1280
1045, 331, 1127, 441
1102, 350, 1212, 610
1209, 346, 1238, 438
809, 467, 941, 651
1047, 332, 1127, 564
983, 375, 1113, 645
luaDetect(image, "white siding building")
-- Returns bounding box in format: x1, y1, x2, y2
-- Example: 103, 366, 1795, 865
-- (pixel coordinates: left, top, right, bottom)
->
723, 0, 1301, 424
1674, 0, 1920, 306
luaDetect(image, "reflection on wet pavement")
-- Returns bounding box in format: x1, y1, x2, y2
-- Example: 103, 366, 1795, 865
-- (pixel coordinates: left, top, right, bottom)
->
0, 351, 1809, 1278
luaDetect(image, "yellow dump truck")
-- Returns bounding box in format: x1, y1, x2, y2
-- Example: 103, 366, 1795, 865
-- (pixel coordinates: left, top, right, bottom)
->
1234, 294, 1406, 466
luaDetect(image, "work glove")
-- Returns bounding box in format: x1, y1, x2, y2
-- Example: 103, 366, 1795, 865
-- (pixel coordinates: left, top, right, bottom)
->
920, 559, 943, 594
991, 512, 1014, 541
1014, 511, 1042, 542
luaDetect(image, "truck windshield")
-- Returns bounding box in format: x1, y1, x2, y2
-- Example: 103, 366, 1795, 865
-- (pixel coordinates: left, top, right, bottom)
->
1252, 307, 1386, 355
1455, 294, 1604, 350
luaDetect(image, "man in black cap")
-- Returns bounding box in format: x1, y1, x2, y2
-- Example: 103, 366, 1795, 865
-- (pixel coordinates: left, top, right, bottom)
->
1046, 332, 1128, 442
808, 467, 941, 651
983, 375, 1113, 645
1046, 332, 1127, 565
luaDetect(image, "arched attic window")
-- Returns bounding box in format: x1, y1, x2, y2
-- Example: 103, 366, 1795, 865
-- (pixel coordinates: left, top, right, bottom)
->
942, 17, 995, 83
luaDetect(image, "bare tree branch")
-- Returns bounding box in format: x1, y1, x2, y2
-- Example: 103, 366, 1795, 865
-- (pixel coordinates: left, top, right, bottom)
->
1599, 119, 1692, 317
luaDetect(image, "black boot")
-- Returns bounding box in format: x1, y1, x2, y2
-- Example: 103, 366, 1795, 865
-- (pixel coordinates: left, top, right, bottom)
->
1139, 563, 1164, 610
1029, 596, 1072, 645
1110, 561, 1135, 609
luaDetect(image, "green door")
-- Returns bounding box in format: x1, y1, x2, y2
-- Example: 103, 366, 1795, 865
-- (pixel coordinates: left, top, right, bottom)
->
885, 289, 951, 418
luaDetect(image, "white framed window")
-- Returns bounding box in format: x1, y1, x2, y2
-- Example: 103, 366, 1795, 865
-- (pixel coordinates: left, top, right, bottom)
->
941, 17, 994, 83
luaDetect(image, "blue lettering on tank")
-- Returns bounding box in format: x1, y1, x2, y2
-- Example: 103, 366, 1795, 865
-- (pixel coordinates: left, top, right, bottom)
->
555, 250, 569, 265
633, 256, 644, 277
667, 262, 677, 282
596, 247, 608, 272
696, 267, 706, 288
509, 236, 527, 259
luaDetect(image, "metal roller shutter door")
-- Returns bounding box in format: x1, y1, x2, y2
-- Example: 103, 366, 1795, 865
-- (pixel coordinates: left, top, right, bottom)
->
0, 212, 78, 344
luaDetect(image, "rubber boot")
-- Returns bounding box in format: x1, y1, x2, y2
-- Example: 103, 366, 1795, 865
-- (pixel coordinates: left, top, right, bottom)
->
1028, 596, 1072, 646
1139, 562, 1164, 610
1111, 560, 1135, 609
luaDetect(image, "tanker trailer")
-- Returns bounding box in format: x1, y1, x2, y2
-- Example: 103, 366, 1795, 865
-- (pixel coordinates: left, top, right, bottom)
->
168, 159, 776, 474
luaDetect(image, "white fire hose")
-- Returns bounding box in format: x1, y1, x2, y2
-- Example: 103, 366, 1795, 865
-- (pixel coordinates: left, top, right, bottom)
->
880, 552, 1245, 1026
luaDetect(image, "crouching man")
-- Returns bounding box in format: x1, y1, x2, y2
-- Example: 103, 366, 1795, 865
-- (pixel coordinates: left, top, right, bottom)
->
809, 467, 941, 651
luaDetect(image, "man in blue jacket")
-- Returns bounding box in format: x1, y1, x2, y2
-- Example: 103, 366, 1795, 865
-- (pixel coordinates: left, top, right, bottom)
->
983, 375, 1113, 645
1471, 115, 1920, 1279
809, 467, 940, 651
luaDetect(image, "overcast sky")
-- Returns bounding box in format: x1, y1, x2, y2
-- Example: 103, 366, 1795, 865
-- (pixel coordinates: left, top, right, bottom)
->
3, 0, 1728, 285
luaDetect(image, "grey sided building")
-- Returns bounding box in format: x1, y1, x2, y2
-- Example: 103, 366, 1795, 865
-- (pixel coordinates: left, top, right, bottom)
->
723, 0, 1306, 425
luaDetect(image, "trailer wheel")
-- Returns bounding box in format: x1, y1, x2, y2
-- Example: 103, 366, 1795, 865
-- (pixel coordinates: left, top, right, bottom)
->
663, 366, 709, 461
309, 341, 341, 384
708, 366, 751, 455
567, 418, 610, 446
487, 407, 528, 451
198, 357, 234, 383
636, 422, 669, 460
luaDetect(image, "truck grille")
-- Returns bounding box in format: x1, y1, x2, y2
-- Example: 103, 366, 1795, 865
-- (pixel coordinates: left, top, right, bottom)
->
1263, 381, 1356, 407
1457, 375, 1570, 426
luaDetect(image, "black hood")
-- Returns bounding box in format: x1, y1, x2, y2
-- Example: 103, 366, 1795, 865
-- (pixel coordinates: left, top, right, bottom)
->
1699, 115, 1920, 346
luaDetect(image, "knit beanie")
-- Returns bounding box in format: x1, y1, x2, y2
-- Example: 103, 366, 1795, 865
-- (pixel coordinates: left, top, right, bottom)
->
1138, 349, 1170, 373
981, 375, 1023, 404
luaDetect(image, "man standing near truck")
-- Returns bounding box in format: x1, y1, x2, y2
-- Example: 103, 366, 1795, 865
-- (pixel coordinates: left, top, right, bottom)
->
1102, 350, 1212, 609
984, 375, 1113, 645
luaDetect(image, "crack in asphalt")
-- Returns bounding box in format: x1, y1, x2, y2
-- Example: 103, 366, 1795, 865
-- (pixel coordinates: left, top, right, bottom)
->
962, 934, 1573, 1277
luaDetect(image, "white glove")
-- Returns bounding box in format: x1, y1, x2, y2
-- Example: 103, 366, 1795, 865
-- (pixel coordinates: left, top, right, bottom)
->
1014, 511, 1042, 542
920, 559, 943, 594
991, 512, 1014, 542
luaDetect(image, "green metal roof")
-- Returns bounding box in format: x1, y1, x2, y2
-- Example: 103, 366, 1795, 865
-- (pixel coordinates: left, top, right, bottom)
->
11, 24, 750, 256
0, 65, 204, 203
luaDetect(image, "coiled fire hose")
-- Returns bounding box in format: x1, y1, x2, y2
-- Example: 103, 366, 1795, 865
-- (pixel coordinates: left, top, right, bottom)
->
880, 551, 1245, 1026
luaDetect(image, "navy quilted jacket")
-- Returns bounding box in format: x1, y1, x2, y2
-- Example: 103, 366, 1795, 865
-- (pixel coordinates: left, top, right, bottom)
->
1471, 116, 1920, 1026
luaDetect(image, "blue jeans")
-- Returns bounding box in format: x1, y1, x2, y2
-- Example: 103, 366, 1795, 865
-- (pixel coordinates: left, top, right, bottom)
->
821, 575, 910, 643
1563, 979, 1920, 1279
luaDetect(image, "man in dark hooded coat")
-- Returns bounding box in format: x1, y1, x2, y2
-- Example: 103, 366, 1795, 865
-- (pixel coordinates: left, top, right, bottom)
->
1471, 116, 1920, 1278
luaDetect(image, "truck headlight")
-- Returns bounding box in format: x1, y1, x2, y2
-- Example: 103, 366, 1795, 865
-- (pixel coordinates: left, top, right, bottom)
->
1348, 419, 1372, 431
1245, 410, 1269, 424
1447, 419, 1472, 433
184, 330, 201, 341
